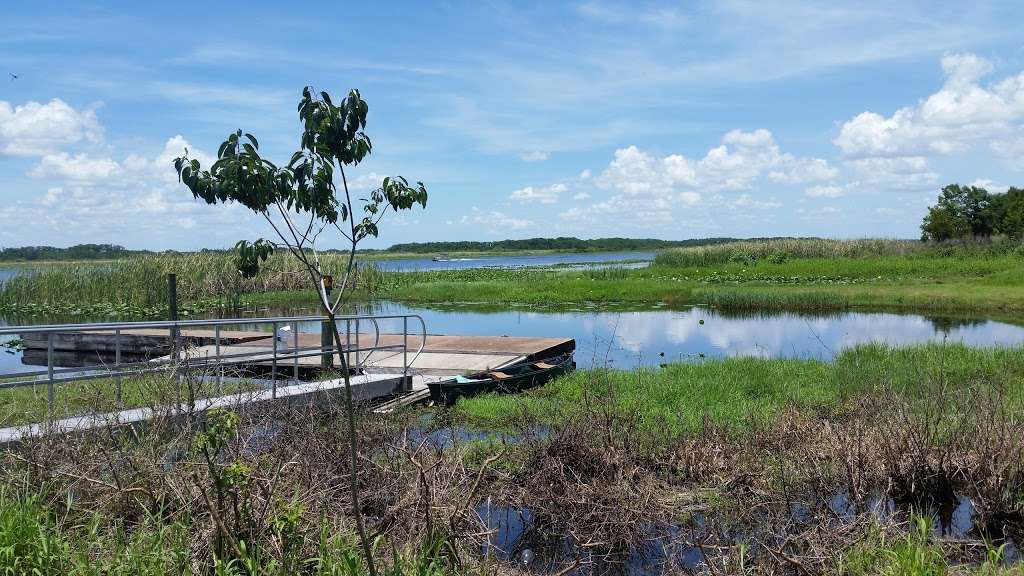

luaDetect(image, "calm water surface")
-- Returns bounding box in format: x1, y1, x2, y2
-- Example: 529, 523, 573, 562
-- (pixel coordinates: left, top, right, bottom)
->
316, 303, 1024, 368
5, 302, 1022, 375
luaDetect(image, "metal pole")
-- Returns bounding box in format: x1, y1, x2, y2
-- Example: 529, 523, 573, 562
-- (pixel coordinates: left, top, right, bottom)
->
322, 279, 333, 370
46, 333, 54, 419
114, 328, 122, 404
168, 274, 179, 387
403, 316, 409, 392
346, 319, 352, 370
321, 320, 333, 369
168, 273, 178, 356
292, 324, 299, 385
215, 324, 222, 395
355, 319, 360, 372
271, 321, 278, 398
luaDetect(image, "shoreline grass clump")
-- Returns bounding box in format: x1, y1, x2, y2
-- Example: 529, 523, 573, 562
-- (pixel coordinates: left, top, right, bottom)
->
454, 342, 1024, 439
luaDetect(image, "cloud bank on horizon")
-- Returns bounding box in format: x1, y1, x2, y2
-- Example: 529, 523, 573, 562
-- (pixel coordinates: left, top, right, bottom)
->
1, 1, 1023, 249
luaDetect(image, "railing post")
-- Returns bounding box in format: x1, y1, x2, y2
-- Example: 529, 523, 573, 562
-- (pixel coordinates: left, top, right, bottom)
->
292, 324, 299, 386
346, 319, 352, 370
321, 320, 333, 370
114, 328, 122, 405
271, 321, 278, 398
322, 277, 334, 371
168, 274, 181, 388
355, 319, 360, 372
403, 316, 409, 392
46, 333, 54, 420
215, 324, 222, 395
168, 273, 178, 359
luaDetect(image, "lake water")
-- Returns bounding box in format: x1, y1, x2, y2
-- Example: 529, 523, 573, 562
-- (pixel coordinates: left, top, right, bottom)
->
4, 302, 1023, 375
305, 302, 1024, 368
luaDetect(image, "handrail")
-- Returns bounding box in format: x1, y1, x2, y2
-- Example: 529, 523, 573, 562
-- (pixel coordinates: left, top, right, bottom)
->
0, 313, 429, 414
0, 313, 422, 335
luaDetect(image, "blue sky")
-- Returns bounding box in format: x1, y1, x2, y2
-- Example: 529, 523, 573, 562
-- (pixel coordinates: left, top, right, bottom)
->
2, 1, 1024, 250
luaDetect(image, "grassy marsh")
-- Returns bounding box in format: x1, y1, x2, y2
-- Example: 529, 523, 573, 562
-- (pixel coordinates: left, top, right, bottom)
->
4, 238, 1024, 317
453, 342, 1024, 439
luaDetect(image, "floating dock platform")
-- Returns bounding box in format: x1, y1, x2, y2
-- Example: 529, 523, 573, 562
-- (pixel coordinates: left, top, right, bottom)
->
20, 328, 574, 377
3, 329, 575, 441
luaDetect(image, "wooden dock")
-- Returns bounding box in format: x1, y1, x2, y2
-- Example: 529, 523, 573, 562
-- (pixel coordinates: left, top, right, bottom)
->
2, 329, 575, 441
184, 332, 574, 376
20, 328, 272, 367
21, 327, 575, 378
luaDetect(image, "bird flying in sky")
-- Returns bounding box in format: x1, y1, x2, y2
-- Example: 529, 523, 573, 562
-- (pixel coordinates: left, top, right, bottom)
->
8, 73, 17, 80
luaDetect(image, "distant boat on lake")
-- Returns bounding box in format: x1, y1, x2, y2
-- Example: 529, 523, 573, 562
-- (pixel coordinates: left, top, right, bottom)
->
432, 253, 450, 262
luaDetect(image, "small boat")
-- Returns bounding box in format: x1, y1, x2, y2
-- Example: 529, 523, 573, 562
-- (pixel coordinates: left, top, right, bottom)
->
432, 253, 451, 262
428, 353, 575, 405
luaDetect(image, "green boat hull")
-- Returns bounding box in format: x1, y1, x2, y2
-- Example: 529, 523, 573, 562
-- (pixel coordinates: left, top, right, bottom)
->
428, 353, 574, 405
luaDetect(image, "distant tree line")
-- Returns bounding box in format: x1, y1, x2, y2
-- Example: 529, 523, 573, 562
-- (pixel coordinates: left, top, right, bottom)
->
1, 237, 820, 262
921, 184, 1024, 241
0, 244, 139, 261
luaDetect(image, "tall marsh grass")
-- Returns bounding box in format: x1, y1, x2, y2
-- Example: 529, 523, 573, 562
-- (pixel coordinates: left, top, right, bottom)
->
0, 252, 387, 313
0, 489, 448, 575
653, 237, 1024, 267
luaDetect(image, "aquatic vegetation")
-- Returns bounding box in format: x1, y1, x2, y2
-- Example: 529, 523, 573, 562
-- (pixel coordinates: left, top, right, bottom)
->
653, 236, 1024, 267
0, 252, 388, 318
455, 343, 1024, 438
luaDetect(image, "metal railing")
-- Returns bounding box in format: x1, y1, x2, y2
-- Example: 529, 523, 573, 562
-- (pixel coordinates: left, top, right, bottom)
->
0, 314, 427, 418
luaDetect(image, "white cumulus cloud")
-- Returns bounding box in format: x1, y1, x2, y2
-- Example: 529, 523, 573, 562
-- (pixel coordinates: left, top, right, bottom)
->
0, 99, 102, 156
598, 130, 834, 197
834, 53, 1024, 160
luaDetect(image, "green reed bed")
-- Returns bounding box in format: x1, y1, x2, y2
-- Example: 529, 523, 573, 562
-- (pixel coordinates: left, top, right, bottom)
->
0, 252, 385, 317
653, 237, 1024, 267
454, 343, 1024, 439
0, 490, 448, 576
